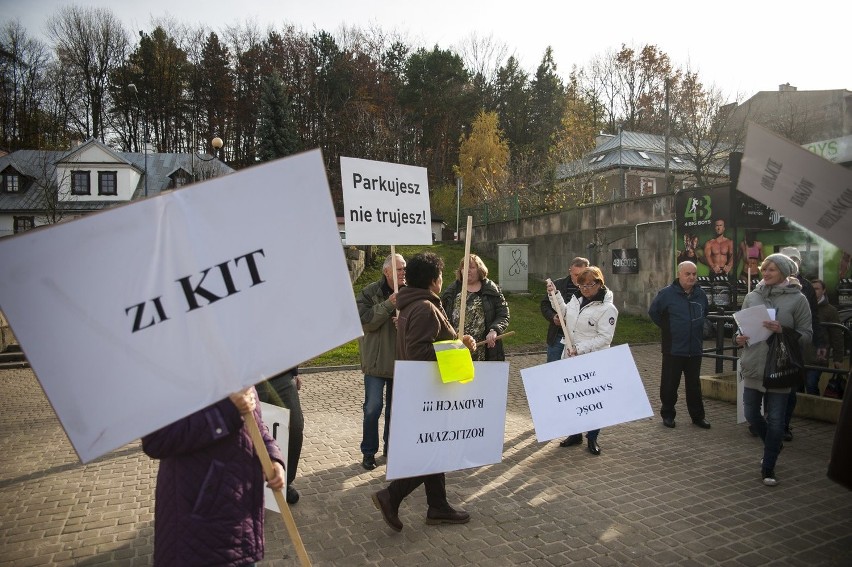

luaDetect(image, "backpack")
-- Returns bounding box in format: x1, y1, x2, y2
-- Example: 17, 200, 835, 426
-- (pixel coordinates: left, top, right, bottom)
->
824, 374, 847, 399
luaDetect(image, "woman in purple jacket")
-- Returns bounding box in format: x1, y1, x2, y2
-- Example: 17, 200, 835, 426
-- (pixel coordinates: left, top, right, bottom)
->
143, 387, 285, 566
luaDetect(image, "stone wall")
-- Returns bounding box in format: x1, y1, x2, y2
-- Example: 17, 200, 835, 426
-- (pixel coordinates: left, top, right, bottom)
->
468, 193, 678, 316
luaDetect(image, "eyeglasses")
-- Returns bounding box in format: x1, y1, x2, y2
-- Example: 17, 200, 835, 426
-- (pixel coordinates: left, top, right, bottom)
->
579, 282, 600, 290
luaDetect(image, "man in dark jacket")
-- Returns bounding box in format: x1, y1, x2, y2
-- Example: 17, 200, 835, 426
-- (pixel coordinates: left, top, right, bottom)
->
648, 261, 712, 429
356, 253, 406, 470
371, 252, 475, 533
541, 256, 589, 362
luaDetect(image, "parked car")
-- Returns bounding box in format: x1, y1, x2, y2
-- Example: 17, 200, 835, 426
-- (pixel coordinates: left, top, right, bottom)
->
339, 231, 347, 246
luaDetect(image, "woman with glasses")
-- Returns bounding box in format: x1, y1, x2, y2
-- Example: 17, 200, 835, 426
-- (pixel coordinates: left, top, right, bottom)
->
546, 266, 619, 455
442, 254, 510, 361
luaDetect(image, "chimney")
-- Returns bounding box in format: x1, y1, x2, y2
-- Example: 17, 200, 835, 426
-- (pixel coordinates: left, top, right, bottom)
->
596, 132, 615, 148
778, 83, 797, 92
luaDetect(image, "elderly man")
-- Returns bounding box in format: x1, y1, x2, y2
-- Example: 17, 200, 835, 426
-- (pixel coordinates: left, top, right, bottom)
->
541, 256, 589, 362
649, 261, 711, 429
356, 253, 406, 470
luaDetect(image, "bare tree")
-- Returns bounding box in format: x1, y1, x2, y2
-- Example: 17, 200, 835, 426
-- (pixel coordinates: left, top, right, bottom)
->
47, 5, 128, 141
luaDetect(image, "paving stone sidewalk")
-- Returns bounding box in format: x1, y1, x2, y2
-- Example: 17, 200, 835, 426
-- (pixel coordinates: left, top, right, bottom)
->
1, 344, 851, 566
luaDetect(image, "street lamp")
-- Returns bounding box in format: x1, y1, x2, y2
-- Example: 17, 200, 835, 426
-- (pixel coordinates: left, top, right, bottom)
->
192, 136, 224, 182
127, 83, 148, 197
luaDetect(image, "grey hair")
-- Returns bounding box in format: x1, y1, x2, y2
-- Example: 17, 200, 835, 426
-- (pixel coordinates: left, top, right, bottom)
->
382, 253, 405, 271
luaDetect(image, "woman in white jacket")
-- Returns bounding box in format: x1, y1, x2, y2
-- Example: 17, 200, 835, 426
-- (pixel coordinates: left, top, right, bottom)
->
546, 266, 619, 455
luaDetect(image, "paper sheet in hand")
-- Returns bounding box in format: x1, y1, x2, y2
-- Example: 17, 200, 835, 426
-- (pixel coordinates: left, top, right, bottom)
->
0, 150, 363, 463
733, 305, 773, 345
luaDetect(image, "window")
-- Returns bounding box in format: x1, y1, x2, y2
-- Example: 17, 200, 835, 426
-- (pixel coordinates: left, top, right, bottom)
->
638, 151, 651, 160
2, 173, 20, 192
98, 171, 117, 195
71, 171, 90, 195
640, 177, 656, 196
13, 216, 34, 233
672, 156, 684, 164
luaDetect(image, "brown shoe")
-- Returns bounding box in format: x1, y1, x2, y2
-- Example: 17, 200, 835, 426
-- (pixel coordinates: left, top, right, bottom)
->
372, 489, 402, 532
425, 505, 470, 525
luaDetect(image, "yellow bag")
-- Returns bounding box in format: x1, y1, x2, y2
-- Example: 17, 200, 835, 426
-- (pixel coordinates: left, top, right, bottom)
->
433, 340, 475, 383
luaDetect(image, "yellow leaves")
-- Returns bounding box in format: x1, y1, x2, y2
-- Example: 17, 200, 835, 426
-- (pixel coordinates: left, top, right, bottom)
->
455, 110, 510, 207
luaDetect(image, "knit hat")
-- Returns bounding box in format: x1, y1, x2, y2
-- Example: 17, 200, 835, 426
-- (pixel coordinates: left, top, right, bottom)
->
764, 253, 798, 277
779, 246, 801, 262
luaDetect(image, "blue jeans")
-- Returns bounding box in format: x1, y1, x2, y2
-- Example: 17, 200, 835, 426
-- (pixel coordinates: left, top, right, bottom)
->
361, 375, 392, 456
743, 387, 786, 471
804, 370, 822, 395
547, 341, 565, 363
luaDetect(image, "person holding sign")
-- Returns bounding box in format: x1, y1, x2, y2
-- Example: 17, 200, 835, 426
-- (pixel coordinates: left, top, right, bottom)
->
356, 253, 406, 470
441, 254, 510, 361
546, 266, 618, 455
142, 387, 286, 566
648, 261, 711, 430
372, 252, 476, 532
541, 257, 589, 362
735, 254, 812, 487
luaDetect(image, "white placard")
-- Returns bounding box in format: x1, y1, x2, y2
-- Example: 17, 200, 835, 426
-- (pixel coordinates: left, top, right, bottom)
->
340, 156, 432, 245
260, 402, 290, 512
733, 304, 773, 346
0, 150, 363, 463
739, 122, 852, 253
386, 361, 509, 481
520, 344, 653, 442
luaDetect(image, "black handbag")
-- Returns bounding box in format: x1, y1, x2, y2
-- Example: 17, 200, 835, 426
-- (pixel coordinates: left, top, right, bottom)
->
763, 327, 804, 389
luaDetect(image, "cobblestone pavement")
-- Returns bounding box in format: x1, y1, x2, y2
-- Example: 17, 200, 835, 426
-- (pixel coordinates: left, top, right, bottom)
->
2, 345, 851, 566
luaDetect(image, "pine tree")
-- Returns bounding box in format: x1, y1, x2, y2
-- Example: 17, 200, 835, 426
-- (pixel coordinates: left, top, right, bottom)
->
257, 71, 298, 161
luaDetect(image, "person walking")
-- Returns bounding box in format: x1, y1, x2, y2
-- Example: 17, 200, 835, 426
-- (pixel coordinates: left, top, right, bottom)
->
541, 257, 589, 362
355, 253, 406, 470
648, 261, 712, 430
735, 254, 812, 486
546, 266, 618, 455
371, 252, 476, 532
442, 254, 510, 361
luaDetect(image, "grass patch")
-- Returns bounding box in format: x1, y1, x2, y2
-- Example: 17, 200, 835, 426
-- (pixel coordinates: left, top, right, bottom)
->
304, 243, 660, 367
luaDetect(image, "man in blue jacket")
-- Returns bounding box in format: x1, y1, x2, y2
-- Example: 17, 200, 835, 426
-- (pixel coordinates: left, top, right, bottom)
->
649, 261, 712, 429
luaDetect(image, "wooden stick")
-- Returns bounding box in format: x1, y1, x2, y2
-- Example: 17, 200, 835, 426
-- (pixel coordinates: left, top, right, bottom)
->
390, 245, 399, 316
244, 415, 312, 567
457, 216, 473, 337
475, 330, 515, 347
546, 278, 574, 355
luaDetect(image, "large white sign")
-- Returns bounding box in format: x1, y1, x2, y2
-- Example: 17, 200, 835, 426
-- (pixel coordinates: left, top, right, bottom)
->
386, 361, 509, 481
740, 122, 852, 253
0, 150, 363, 463
520, 344, 653, 442
340, 156, 432, 245
260, 402, 290, 512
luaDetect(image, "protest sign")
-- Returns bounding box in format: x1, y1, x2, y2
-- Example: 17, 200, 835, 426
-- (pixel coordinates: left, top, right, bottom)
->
340, 156, 432, 245
386, 361, 509, 481
739, 122, 852, 253
520, 344, 653, 442
260, 402, 290, 513
0, 150, 362, 463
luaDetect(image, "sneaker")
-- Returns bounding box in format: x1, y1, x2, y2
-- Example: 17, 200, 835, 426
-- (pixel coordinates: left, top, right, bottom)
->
762, 469, 778, 486
362, 454, 377, 470
286, 485, 300, 504
784, 428, 793, 442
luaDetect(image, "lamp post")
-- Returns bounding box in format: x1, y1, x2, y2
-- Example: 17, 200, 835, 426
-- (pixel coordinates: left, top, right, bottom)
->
127, 84, 148, 197
192, 136, 224, 182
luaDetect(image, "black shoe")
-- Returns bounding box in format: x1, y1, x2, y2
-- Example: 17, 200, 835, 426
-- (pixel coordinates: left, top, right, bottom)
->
662, 417, 676, 428
748, 425, 759, 437
425, 505, 470, 525
286, 485, 300, 504
784, 428, 793, 442
587, 439, 601, 455
372, 489, 402, 532
362, 454, 377, 470
692, 418, 711, 429
559, 434, 583, 447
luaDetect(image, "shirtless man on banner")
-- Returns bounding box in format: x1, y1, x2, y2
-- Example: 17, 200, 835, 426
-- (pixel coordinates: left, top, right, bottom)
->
704, 218, 734, 275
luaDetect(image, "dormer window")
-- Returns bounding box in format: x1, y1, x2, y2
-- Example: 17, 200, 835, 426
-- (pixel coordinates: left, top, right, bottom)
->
71, 171, 91, 195
98, 171, 117, 195
2, 173, 20, 192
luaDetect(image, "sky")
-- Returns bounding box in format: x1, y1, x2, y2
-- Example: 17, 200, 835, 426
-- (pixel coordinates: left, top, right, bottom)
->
7, 0, 851, 102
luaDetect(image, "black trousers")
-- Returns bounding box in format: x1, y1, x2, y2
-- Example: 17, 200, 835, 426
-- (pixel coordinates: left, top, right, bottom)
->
387, 473, 448, 510
659, 354, 705, 421
257, 370, 304, 486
